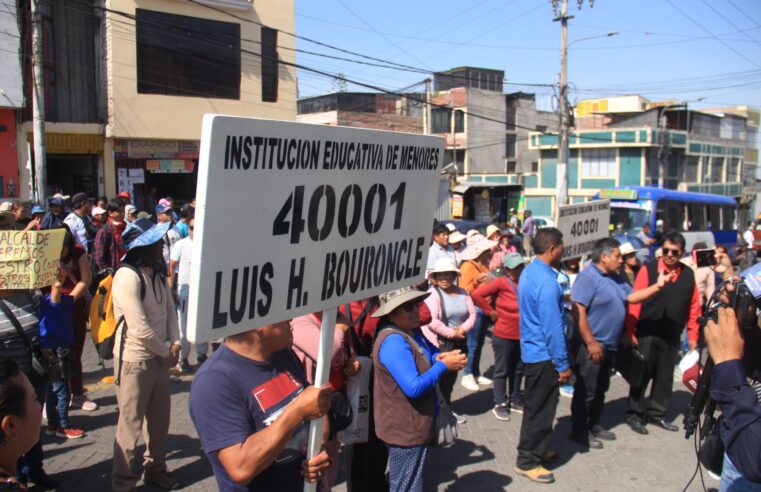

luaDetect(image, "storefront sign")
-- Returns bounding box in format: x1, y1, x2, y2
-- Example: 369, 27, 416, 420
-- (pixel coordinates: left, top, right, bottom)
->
557, 200, 610, 260
114, 140, 200, 159
0, 230, 65, 289
188, 115, 444, 343
451, 194, 464, 218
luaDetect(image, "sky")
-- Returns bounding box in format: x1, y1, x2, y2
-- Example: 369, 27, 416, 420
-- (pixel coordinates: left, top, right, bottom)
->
294, 0, 761, 114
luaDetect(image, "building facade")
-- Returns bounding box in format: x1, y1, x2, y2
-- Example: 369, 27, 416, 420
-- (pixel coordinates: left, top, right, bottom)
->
15, 0, 296, 204
526, 95, 757, 219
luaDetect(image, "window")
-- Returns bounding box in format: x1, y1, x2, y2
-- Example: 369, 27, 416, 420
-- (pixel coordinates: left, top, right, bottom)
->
710, 157, 724, 182
505, 101, 516, 130
684, 156, 699, 182
454, 110, 465, 133
505, 134, 516, 159
727, 158, 740, 182
657, 200, 686, 232
582, 148, 616, 177
261, 27, 279, 102
721, 206, 736, 230
707, 205, 721, 230
136, 9, 240, 99
687, 203, 705, 231
531, 161, 539, 173
431, 108, 450, 133
506, 160, 516, 174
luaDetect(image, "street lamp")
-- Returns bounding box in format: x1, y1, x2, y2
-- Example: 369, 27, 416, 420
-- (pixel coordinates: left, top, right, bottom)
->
555, 19, 619, 219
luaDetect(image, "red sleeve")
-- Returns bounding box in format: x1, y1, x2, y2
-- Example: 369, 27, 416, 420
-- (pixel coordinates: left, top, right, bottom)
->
626, 266, 650, 338
687, 283, 701, 345
419, 301, 432, 326
472, 278, 501, 313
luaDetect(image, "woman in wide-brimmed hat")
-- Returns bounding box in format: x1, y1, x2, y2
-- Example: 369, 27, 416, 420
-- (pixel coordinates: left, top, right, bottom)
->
371, 287, 466, 492
422, 258, 475, 413
458, 235, 497, 392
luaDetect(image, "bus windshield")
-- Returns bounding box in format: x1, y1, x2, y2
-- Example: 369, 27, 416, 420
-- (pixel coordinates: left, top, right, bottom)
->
610, 206, 651, 234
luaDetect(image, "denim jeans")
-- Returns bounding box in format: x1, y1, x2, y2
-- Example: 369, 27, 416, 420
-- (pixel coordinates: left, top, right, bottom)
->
46, 379, 71, 428
464, 306, 487, 377
491, 336, 522, 406
721, 453, 761, 492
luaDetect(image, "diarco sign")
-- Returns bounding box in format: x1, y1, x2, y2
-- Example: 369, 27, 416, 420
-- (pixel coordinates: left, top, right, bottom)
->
187, 115, 443, 343
557, 200, 610, 260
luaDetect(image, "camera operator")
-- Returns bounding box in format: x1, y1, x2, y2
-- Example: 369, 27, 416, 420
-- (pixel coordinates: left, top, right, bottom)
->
705, 306, 761, 490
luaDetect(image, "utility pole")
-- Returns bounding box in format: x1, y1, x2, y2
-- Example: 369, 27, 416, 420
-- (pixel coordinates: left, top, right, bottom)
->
424, 78, 431, 135
31, 0, 47, 201
554, 0, 571, 218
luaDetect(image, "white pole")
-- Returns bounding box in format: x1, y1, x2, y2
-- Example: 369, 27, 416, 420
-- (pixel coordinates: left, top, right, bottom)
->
303, 308, 337, 492
31, 0, 47, 201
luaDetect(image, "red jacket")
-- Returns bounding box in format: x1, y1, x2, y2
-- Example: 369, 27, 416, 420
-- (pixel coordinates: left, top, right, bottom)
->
471, 276, 520, 340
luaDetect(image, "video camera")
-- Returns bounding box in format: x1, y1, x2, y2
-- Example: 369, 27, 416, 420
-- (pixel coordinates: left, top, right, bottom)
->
683, 274, 758, 441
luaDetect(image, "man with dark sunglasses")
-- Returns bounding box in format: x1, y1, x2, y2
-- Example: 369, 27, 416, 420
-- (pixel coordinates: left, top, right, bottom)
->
624, 231, 702, 435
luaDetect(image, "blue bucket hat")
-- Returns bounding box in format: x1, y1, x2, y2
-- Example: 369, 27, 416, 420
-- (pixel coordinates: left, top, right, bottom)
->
120, 218, 171, 251
31, 205, 45, 216
47, 196, 64, 207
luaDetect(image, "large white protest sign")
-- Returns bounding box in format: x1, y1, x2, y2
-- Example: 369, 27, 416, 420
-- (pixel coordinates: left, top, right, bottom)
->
187, 115, 443, 343
557, 199, 610, 259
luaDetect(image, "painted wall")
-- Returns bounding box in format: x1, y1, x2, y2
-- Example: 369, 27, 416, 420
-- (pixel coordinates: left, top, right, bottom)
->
107, 0, 297, 140
0, 110, 19, 198
465, 89, 505, 175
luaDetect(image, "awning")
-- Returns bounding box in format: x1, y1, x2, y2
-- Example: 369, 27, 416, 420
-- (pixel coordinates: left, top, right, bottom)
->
453, 182, 521, 193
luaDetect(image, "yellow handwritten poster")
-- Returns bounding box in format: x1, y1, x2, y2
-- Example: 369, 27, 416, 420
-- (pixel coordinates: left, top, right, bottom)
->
0, 230, 66, 289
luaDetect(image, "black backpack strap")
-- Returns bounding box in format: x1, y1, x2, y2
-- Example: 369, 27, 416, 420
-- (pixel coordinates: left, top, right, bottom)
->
0, 299, 38, 357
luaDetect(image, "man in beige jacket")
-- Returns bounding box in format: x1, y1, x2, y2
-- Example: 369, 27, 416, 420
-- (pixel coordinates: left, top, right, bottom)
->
112, 218, 182, 491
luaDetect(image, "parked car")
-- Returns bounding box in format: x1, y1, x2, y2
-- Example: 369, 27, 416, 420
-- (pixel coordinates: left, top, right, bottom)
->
534, 216, 555, 229
445, 220, 491, 236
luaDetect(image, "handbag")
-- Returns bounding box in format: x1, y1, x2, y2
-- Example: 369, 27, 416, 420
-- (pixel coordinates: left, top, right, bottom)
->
0, 299, 49, 380
435, 287, 468, 354
388, 327, 459, 447
614, 345, 646, 386
337, 355, 372, 445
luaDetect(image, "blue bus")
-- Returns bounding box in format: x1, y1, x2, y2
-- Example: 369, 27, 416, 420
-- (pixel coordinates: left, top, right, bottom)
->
593, 186, 738, 254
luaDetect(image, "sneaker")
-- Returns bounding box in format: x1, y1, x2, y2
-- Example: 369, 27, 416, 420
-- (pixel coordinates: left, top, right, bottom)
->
452, 411, 466, 424
44, 425, 59, 436
56, 427, 85, 439
71, 394, 99, 411
509, 401, 524, 415
460, 374, 479, 392
514, 465, 555, 484
492, 403, 511, 421
143, 470, 182, 490
477, 375, 493, 387
559, 385, 574, 398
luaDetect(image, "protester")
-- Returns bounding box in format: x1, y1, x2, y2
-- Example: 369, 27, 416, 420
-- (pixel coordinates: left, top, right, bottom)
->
637, 223, 656, 247
515, 228, 571, 484
173, 203, 193, 239
95, 196, 107, 210
625, 231, 701, 434
41, 279, 84, 440
372, 288, 466, 492
509, 208, 521, 232
91, 206, 108, 228
168, 218, 208, 372
472, 252, 525, 420
704, 307, 761, 490
63, 193, 93, 252
486, 224, 501, 242
743, 222, 755, 249
25, 206, 45, 232
117, 191, 131, 205
93, 200, 127, 273
156, 203, 180, 267
569, 238, 670, 449
9, 202, 27, 231
521, 210, 536, 256
189, 322, 332, 491
40, 196, 67, 230
426, 223, 456, 278
0, 358, 45, 490
618, 242, 640, 286
124, 205, 138, 225
111, 219, 182, 491
458, 235, 496, 392
422, 258, 475, 417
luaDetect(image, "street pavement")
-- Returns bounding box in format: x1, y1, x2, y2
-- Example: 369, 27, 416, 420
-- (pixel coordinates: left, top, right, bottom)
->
38, 331, 719, 491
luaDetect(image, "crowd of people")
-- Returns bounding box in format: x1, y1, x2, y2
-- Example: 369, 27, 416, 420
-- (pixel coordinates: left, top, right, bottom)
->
0, 193, 757, 491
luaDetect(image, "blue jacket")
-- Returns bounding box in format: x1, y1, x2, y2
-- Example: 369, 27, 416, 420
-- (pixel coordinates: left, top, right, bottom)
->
712, 359, 761, 483
518, 259, 569, 372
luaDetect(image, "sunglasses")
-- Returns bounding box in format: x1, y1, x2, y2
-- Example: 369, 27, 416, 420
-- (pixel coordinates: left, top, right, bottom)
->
663, 247, 681, 257
399, 301, 422, 313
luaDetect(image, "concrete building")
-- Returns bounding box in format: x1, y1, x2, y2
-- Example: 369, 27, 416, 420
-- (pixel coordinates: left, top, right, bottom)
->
16, 0, 296, 204
526, 95, 758, 219
0, 4, 24, 199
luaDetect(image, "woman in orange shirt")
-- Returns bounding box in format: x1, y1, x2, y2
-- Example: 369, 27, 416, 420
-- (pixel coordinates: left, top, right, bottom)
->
458, 234, 497, 392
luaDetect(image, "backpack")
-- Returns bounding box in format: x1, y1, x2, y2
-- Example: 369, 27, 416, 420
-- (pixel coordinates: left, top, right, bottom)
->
88, 263, 145, 361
